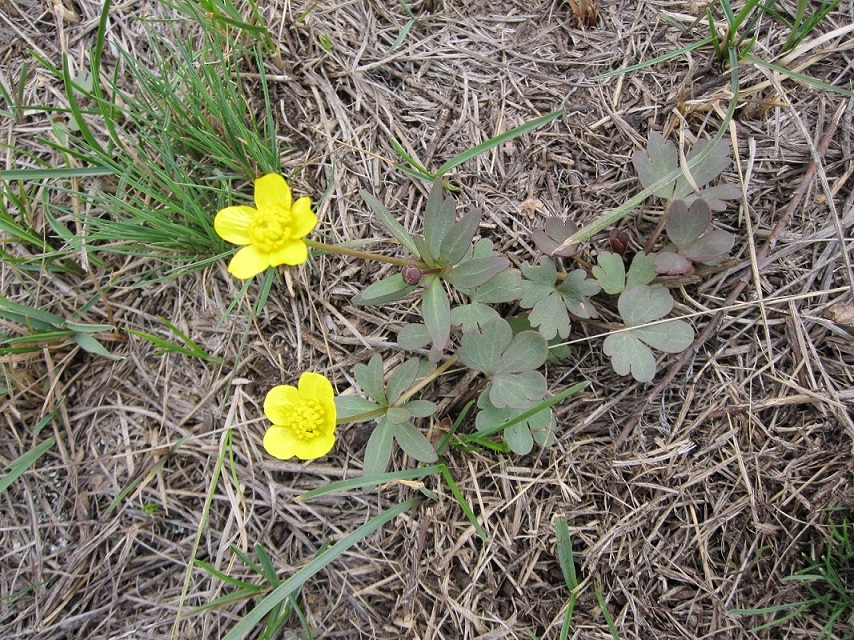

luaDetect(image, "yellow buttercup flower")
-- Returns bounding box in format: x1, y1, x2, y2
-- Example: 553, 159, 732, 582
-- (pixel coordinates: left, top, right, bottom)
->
215, 174, 317, 279
262, 372, 337, 460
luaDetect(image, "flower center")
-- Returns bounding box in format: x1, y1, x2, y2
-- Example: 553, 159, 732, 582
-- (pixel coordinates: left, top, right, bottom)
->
287, 399, 326, 441
248, 206, 293, 253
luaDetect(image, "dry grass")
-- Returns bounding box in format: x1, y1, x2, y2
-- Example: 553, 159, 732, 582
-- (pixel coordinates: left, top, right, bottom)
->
2, 0, 853, 638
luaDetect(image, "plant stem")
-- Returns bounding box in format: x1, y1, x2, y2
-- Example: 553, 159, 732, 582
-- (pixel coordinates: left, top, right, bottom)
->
305, 239, 423, 268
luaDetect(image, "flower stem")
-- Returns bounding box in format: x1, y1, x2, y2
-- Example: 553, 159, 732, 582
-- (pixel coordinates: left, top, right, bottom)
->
306, 239, 422, 267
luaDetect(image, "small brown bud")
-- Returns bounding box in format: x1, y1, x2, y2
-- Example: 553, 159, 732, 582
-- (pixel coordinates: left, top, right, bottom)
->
401, 264, 422, 286
609, 228, 630, 256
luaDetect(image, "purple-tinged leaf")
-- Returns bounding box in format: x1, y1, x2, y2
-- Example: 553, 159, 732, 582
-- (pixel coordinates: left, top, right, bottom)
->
666, 199, 712, 249
654, 251, 694, 275
682, 229, 735, 263
533, 217, 580, 257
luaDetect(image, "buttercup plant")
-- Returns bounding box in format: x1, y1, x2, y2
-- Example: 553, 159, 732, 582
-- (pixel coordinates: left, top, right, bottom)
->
220, 130, 741, 464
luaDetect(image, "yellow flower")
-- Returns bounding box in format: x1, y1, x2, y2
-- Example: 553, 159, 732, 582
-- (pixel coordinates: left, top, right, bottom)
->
215, 174, 317, 279
262, 372, 337, 460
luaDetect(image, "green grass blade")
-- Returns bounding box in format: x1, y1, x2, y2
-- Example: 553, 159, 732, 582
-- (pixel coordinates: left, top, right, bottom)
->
0, 166, 115, 181
595, 36, 712, 79
0, 437, 55, 495
555, 517, 579, 640
438, 463, 487, 541
435, 109, 563, 176
595, 586, 621, 639
744, 54, 854, 98
221, 497, 421, 640
298, 465, 442, 500
463, 381, 588, 441
391, 138, 433, 178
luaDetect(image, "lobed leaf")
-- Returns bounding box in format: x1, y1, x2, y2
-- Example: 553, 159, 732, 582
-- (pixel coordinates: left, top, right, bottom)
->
458, 317, 513, 374
618, 285, 673, 326
490, 370, 547, 410
591, 251, 626, 294
666, 199, 712, 249
450, 303, 501, 333
632, 320, 694, 353
625, 252, 656, 289
532, 217, 579, 257
682, 229, 735, 263
603, 332, 656, 383
496, 330, 548, 374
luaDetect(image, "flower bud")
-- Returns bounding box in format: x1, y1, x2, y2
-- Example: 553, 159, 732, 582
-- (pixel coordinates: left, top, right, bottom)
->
401, 264, 422, 286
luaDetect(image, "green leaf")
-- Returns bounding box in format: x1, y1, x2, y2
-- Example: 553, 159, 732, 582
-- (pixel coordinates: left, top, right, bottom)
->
506, 313, 571, 363
443, 256, 510, 289
220, 498, 421, 640
521, 256, 558, 285
619, 285, 673, 326
667, 199, 711, 249
393, 422, 438, 462
335, 396, 383, 422
591, 252, 626, 294
353, 273, 416, 306
400, 399, 437, 418
625, 252, 656, 289
360, 189, 420, 256
354, 354, 387, 404
397, 323, 431, 351
422, 276, 451, 352
527, 293, 571, 340
434, 108, 564, 176
439, 209, 482, 266
490, 370, 547, 410
466, 268, 522, 303
72, 332, 120, 359
385, 358, 421, 404
0, 437, 55, 496
458, 317, 513, 374
603, 332, 656, 382
363, 418, 394, 477
412, 235, 435, 268
386, 407, 412, 424
504, 421, 534, 455
558, 269, 601, 318
632, 320, 694, 353
450, 303, 501, 333
424, 181, 455, 259
497, 330, 548, 373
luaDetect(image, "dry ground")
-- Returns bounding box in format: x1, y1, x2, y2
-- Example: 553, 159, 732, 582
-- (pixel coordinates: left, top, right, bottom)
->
2, 0, 854, 639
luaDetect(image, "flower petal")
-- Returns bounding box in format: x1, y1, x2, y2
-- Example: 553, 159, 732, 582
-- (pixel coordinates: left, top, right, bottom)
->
228, 245, 271, 279
298, 372, 334, 401
292, 431, 336, 460
264, 384, 300, 424
214, 206, 256, 245
254, 174, 291, 211
263, 425, 299, 460
291, 197, 318, 238
268, 239, 308, 266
